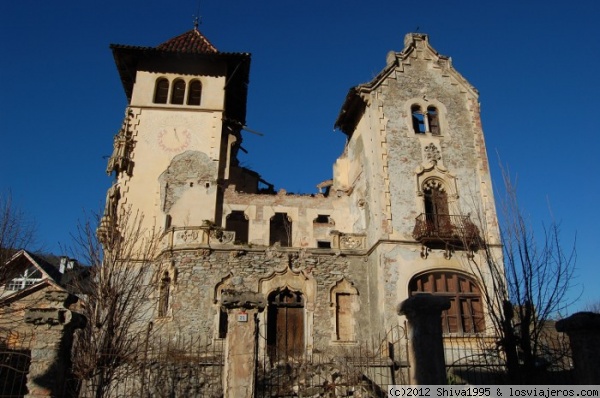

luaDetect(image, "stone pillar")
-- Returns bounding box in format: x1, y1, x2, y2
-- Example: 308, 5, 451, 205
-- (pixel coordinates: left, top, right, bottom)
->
555, 311, 600, 384
398, 293, 450, 385
221, 290, 265, 398
24, 290, 85, 398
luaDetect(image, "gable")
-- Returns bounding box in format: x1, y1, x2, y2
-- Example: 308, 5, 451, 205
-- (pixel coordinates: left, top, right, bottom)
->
335, 33, 478, 136
2, 250, 62, 298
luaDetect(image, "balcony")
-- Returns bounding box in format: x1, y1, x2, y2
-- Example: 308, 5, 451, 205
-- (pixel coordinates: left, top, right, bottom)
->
413, 214, 481, 256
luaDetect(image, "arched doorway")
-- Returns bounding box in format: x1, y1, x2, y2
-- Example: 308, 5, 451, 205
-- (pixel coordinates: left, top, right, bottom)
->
266, 288, 304, 361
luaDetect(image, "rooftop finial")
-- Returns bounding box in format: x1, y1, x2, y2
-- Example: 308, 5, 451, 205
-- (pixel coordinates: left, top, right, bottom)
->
193, 0, 201, 30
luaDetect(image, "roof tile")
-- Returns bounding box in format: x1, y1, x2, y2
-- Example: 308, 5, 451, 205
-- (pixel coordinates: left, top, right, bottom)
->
156, 28, 218, 54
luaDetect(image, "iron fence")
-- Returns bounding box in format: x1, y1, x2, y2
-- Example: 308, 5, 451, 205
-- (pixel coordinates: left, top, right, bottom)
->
256, 323, 410, 397
444, 330, 575, 385
73, 335, 224, 398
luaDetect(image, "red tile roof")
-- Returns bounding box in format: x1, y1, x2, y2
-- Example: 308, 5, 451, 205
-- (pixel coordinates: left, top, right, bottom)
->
156, 28, 218, 54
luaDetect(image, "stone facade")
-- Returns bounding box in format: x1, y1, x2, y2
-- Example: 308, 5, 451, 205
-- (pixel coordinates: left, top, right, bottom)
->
103, 29, 502, 365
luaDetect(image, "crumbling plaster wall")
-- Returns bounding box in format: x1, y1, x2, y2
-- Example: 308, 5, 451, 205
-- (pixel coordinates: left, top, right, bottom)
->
114, 107, 224, 231
223, 188, 354, 248
159, 150, 218, 225
339, 108, 390, 247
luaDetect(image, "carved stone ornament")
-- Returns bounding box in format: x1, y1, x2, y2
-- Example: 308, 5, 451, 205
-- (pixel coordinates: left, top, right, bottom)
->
210, 229, 235, 245
424, 143, 441, 163
340, 235, 364, 250
177, 229, 199, 243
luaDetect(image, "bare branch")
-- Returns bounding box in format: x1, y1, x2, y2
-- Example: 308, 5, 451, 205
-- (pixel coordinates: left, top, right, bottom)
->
69, 206, 162, 397
0, 191, 37, 284
460, 168, 577, 383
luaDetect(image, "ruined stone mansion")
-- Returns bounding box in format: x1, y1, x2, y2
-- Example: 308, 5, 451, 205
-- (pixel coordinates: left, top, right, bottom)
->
102, 28, 502, 359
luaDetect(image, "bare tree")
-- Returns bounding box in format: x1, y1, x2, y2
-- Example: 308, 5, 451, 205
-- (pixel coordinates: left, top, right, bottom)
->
0, 191, 37, 284
583, 300, 600, 314
464, 171, 577, 383
70, 207, 162, 398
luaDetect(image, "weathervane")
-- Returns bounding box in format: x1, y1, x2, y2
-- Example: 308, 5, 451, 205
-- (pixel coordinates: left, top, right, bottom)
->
193, 0, 202, 30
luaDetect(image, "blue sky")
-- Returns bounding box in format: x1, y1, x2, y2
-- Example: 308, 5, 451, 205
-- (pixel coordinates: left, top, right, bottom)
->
1, 0, 598, 311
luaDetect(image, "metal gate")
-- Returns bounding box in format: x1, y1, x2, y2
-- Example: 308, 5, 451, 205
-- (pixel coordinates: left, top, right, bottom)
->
0, 331, 32, 398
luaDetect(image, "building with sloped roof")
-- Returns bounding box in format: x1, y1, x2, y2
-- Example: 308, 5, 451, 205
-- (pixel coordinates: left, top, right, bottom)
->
100, 26, 503, 386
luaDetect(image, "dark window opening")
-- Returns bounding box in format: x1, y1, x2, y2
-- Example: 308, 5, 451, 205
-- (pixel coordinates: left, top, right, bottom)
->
226, 211, 249, 244
154, 78, 169, 104
409, 272, 484, 334
412, 105, 426, 134
267, 288, 304, 362
317, 241, 331, 248
270, 213, 292, 247
187, 80, 202, 105
428, 106, 440, 135
218, 308, 228, 338
171, 79, 186, 105
314, 214, 330, 224
424, 184, 450, 233
158, 271, 171, 317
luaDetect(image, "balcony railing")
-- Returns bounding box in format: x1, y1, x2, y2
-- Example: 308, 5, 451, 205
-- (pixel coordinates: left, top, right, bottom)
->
413, 213, 481, 250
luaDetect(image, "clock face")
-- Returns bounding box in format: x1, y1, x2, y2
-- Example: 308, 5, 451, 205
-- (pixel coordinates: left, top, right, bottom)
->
158, 127, 191, 153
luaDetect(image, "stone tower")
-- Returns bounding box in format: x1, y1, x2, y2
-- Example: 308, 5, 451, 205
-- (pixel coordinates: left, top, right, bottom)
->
103, 26, 251, 235
334, 33, 501, 331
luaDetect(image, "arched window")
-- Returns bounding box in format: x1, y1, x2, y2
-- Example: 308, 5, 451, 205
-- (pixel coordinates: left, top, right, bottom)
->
409, 271, 484, 334
423, 180, 450, 234
171, 79, 186, 105
154, 78, 169, 104
427, 106, 440, 135
225, 211, 249, 244
158, 271, 171, 317
187, 80, 202, 106
412, 105, 426, 134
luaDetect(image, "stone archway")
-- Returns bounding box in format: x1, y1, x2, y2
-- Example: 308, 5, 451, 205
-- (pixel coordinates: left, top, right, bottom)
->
258, 267, 316, 358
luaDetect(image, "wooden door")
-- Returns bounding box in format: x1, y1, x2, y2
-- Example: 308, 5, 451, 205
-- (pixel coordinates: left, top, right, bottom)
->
267, 288, 304, 361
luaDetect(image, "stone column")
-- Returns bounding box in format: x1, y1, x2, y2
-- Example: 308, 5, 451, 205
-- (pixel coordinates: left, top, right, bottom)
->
398, 293, 450, 385
221, 290, 265, 398
555, 312, 600, 384
24, 290, 85, 398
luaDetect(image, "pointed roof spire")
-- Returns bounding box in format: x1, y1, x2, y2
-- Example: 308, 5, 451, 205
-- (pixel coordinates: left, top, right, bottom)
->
156, 26, 217, 54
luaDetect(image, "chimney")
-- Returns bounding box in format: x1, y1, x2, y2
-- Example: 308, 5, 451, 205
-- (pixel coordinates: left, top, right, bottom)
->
59, 257, 68, 274
59, 257, 76, 273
